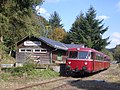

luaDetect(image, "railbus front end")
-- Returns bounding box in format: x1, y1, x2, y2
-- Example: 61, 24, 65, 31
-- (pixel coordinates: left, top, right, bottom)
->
66, 48, 94, 75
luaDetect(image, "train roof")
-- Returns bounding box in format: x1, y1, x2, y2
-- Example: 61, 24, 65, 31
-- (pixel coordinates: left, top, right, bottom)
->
68, 47, 104, 55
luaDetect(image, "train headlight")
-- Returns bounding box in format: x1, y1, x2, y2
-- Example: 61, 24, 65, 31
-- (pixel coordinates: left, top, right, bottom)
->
68, 62, 71, 65
77, 48, 80, 50
84, 62, 88, 65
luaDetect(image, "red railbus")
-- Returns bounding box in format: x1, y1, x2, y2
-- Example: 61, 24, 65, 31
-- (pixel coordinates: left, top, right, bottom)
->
66, 48, 110, 75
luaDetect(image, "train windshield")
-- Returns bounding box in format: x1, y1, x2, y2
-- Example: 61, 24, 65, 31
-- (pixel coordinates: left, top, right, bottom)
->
68, 51, 78, 59
78, 51, 90, 59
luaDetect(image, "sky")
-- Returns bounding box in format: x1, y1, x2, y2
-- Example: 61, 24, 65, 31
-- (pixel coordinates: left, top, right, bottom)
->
35, 0, 120, 49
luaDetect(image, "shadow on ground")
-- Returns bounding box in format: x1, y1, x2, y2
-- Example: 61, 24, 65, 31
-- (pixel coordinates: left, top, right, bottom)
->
63, 69, 120, 90
67, 79, 120, 90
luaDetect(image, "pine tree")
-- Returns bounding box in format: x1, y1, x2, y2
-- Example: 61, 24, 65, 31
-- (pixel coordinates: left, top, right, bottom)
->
48, 11, 66, 41
49, 11, 63, 29
66, 6, 110, 51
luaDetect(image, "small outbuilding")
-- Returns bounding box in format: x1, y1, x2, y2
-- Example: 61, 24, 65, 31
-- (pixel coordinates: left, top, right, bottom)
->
16, 36, 84, 65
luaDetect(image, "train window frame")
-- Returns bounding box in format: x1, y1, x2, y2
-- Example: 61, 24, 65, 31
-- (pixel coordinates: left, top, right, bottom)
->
96, 53, 104, 61
78, 51, 90, 59
68, 51, 78, 59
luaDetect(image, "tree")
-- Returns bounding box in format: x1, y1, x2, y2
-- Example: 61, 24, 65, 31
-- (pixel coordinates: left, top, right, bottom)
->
0, 0, 43, 54
102, 49, 113, 61
0, 13, 9, 43
65, 6, 110, 51
48, 11, 66, 41
48, 28, 67, 42
35, 16, 51, 38
49, 11, 63, 29
113, 45, 120, 63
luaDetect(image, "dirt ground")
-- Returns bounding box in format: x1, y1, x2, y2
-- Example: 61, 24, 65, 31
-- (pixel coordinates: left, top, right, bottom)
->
64, 63, 120, 90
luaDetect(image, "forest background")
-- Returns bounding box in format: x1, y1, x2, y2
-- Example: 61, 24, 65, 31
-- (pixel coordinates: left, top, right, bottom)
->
0, 0, 120, 63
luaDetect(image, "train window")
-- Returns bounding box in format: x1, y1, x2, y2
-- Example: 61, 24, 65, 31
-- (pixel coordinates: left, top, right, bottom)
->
68, 51, 78, 59
96, 53, 104, 60
78, 51, 89, 59
104, 56, 110, 61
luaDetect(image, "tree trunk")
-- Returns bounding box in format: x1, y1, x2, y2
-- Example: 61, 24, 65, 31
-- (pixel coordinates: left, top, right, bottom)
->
0, 53, 2, 72
9, 50, 12, 56
0, 36, 3, 43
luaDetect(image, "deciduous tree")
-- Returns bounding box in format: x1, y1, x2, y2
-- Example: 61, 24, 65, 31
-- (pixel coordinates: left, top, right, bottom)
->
49, 28, 66, 42
113, 45, 120, 63
0, 0, 43, 54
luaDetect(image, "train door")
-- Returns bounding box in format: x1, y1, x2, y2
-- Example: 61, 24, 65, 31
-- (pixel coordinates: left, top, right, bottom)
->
91, 52, 95, 72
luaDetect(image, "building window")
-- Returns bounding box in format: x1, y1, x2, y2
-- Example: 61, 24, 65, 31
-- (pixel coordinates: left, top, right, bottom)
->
26, 49, 32, 52
57, 52, 62, 60
41, 49, 47, 53
19, 48, 32, 52
33, 49, 41, 53
33, 49, 47, 53
19, 48, 47, 53
20, 49, 25, 52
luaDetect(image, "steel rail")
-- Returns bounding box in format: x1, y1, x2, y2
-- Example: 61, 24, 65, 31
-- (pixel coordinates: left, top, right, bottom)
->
15, 77, 70, 90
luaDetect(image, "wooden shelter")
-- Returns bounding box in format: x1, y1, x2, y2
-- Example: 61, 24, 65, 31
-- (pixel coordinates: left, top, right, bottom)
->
16, 36, 84, 65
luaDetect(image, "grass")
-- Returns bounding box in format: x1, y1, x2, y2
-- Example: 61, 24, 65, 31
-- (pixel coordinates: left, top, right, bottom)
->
0, 67, 60, 83
0, 72, 11, 81
1, 54, 15, 64
0, 68, 60, 89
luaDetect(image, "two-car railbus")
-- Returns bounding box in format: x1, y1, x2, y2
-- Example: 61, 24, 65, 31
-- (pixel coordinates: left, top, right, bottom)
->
66, 48, 110, 76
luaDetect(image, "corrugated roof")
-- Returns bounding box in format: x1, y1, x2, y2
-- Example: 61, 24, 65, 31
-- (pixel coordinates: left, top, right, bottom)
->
39, 37, 84, 50
65, 44, 84, 48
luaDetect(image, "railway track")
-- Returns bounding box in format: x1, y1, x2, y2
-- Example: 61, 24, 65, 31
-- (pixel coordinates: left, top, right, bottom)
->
51, 79, 81, 90
15, 73, 95, 90
15, 77, 75, 90
15, 71, 108, 90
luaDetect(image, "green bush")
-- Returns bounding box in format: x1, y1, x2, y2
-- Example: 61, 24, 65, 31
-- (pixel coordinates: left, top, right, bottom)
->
11, 67, 25, 77
10, 63, 35, 77
1, 63, 59, 79
37, 69, 59, 79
